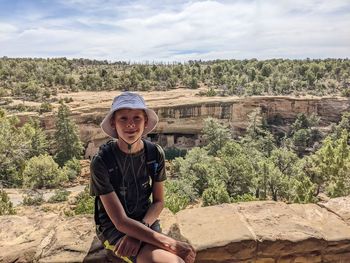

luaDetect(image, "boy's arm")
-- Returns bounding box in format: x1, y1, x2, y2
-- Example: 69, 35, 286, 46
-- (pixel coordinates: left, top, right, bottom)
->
141, 181, 165, 227
100, 191, 195, 261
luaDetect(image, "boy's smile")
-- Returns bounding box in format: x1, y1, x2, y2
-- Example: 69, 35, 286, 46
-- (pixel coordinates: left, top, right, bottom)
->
113, 109, 148, 145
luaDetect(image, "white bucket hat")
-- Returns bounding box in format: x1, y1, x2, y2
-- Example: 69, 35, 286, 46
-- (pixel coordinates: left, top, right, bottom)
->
101, 92, 158, 138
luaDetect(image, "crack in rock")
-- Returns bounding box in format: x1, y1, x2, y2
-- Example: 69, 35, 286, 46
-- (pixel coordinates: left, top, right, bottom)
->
33, 228, 56, 262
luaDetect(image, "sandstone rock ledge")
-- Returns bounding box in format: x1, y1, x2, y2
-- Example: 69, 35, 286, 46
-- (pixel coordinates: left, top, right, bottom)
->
1, 197, 350, 263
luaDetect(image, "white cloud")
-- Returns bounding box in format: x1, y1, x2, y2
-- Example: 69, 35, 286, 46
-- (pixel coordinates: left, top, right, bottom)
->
0, 0, 349, 61
0, 23, 18, 40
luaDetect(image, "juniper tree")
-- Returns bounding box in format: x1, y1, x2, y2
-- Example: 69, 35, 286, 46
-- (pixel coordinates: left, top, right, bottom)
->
54, 103, 83, 166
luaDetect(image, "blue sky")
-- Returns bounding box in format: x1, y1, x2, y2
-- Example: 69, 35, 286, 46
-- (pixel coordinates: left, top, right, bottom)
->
0, 0, 349, 62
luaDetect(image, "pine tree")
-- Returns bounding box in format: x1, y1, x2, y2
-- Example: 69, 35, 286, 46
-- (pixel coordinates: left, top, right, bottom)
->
54, 103, 83, 166
21, 118, 48, 158
203, 117, 231, 156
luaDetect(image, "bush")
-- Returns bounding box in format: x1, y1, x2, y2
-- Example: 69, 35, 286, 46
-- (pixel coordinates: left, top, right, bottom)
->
206, 88, 217, 97
341, 88, 350, 97
0, 87, 9, 97
64, 97, 74, 103
48, 189, 70, 203
231, 193, 257, 203
59, 97, 74, 104
63, 158, 81, 181
39, 102, 53, 113
23, 154, 68, 189
202, 179, 230, 206
74, 186, 94, 215
0, 190, 16, 215
164, 180, 192, 213
22, 191, 44, 206
164, 147, 187, 160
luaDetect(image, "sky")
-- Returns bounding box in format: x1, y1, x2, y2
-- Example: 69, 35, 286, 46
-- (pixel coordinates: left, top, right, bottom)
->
0, 0, 349, 62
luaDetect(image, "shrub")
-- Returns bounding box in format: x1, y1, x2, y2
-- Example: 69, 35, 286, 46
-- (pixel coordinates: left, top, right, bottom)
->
0, 87, 9, 97
39, 102, 53, 113
64, 97, 74, 103
231, 193, 258, 203
74, 186, 94, 215
48, 189, 70, 203
206, 88, 217, 97
0, 190, 16, 215
23, 154, 68, 189
341, 88, 350, 97
63, 158, 81, 181
22, 191, 44, 206
164, 180, 192, 213
164, 147, 187, 160
202, 179, 230, 206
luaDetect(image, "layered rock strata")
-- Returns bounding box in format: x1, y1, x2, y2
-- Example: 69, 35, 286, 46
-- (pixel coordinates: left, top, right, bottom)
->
13, 92, 350, 157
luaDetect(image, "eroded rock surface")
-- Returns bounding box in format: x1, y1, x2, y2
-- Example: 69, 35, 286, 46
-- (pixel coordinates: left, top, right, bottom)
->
1, 198, 350, 262
14, 91, 350, 158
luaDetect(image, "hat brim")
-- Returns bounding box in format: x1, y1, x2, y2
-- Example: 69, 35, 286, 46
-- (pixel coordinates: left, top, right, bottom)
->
100, 108, 158, 139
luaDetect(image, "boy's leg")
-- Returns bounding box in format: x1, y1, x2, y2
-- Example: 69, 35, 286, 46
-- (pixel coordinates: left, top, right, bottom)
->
136, 244, 185, 263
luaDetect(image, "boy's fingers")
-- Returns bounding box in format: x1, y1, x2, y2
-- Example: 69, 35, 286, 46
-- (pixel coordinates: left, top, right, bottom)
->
114, 237, 125, 255
113, 240, 121, 252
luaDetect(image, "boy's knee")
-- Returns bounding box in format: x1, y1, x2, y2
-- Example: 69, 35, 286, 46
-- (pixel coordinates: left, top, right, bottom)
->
137, 244, 185, 263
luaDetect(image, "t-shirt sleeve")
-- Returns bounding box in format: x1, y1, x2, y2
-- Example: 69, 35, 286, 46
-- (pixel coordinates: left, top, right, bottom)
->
154, 144, 166, 182
90, 155, 114, 196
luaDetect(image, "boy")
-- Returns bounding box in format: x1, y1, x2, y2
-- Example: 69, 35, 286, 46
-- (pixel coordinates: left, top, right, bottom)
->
90, 92, 196, 263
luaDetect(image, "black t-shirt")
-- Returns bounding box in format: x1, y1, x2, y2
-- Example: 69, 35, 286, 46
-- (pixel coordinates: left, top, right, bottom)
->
90, 140, 166, 242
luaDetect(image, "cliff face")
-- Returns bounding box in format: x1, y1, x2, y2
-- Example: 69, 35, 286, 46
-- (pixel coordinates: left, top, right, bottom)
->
68, 96, 350, 157
153, 96, 350, 134
15, 93, 350, 157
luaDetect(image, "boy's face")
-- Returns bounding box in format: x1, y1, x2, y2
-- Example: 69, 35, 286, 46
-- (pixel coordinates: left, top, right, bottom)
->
112, 109, 148, 143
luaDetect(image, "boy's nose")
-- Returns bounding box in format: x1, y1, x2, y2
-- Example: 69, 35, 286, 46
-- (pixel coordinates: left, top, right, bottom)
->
126, 121, 135, 128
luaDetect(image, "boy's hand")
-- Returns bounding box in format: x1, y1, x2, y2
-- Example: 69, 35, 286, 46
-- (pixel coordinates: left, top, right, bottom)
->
169, 240, 196, 263
114, 235, 141, 257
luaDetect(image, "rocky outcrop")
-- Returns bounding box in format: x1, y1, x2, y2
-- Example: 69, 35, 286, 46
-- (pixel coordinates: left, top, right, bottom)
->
13, 91, 350, 157
1, 196, 350, 262
78, 95, 350, 157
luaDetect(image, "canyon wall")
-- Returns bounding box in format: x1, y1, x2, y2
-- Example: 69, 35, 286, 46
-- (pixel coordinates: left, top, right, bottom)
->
15, 95, 350, 158
73, 96, 350, 157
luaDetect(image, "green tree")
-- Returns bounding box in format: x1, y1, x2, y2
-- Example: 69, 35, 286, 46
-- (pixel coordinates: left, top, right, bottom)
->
0, 111, 30, 186
326, 130, 350, 197
62, 158, 81, 181
202, 117, 231, 156
74, 186, 95, 215
0, 190, 16, 215
202, 178, 230, 206
256, 158, 289, 201
164, 179, 192, 213
261, 63, 273, 77
218, 141, 256, 198
172, 147, 217, 196
305, 130, 350, 197
21, 118, 49, 158
289, 162, 316, 203
54, 103, 84, 166
245, 108, 268, 140
39, 102, 53, 113
23, 154, 67, 189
